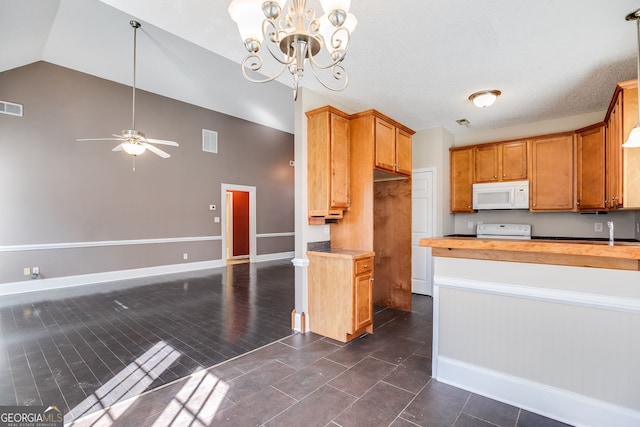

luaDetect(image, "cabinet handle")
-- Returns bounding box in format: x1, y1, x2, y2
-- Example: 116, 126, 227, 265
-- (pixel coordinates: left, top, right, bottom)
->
467, 205, 471, 209
576, 201, 581, 206
533, 203, 536, 207
363, 264, 368, 268
493, 175, 497, 179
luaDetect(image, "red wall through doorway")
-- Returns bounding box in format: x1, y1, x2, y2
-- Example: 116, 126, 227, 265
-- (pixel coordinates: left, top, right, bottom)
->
230, 191, 249, 257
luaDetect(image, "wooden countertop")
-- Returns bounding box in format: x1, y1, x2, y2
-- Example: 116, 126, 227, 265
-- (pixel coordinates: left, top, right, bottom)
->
419, 237, 640, 271
307, 249, 375, 260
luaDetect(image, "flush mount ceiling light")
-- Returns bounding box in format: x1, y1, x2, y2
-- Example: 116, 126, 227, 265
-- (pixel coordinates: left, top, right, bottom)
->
469, 90, 501, 108
77, 21, 179, 170
228, 0, 357, 100
623, 8, 640, 148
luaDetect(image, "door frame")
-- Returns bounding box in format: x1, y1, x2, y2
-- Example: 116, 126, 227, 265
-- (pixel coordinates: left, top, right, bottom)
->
221, 183, 257, 264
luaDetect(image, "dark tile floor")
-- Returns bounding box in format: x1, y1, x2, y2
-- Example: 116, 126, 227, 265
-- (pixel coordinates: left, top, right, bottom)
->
0, 260, 295, 422
1, 259, 571, 426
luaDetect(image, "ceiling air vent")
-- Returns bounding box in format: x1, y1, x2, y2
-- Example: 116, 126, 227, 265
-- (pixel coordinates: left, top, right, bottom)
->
0, 100, 23, 117
202, 129, 218, 154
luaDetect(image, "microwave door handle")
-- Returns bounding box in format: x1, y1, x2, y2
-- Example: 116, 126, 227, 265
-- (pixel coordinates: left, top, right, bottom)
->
509, 188, 515, 207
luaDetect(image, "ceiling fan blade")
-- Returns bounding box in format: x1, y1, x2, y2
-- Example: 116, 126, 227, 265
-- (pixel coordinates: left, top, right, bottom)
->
143, 143, 170, 158
112, 144, 124, 152
77, 137, 125, 142
144, 137, 179, 147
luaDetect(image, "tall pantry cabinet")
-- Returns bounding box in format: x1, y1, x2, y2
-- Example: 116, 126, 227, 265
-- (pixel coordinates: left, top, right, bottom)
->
330, 110, 415, 312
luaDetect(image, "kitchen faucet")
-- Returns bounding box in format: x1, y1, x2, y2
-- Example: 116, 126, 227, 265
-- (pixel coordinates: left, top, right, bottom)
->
607, 221, 614, 246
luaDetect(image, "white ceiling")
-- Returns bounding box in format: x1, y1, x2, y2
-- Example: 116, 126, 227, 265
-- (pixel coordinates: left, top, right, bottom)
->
1, 0, 638, 135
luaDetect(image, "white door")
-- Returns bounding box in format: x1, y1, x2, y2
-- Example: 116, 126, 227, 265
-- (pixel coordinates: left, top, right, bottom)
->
412, 168, 435, 295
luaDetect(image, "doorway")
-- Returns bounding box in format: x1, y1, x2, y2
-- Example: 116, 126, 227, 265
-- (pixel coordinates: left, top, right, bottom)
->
226, 191, 250, 263
221, 184, 257, 265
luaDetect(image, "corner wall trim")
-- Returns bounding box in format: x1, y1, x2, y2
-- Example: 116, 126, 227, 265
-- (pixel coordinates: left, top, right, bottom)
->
0, 260, 225, 296
0, 236, 222, 253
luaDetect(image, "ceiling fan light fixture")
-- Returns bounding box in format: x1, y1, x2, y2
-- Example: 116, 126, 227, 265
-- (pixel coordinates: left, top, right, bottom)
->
469, 90, 501, 108
122, 141, 146, 156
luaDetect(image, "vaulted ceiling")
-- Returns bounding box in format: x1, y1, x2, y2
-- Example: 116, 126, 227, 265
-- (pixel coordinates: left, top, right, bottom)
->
1, 0, 637, 135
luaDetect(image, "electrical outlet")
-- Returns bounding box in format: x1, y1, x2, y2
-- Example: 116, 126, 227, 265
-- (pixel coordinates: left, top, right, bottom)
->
32, 267, 39, 275
23, 267, 30, 276
637, 222, 639, 233
183, 253, 188, 260
214, 217, 220, 223
467, 221, 474, 230
595, 222, 603, 232
209, 204, 216, 211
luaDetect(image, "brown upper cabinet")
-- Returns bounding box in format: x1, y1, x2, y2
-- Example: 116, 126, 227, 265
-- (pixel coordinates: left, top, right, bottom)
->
450, 146, 474, 213
575, 124, 606, 211
605, 79, 640, 209
350, 111, 414, 177
306, 106, 351, 221
530, 134, 575, 212
474, 140, 528, 183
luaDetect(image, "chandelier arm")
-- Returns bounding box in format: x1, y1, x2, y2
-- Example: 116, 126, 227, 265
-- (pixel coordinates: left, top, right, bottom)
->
308, 60, 349, 92
241, 54, 290, 84
307, 28, 350, 70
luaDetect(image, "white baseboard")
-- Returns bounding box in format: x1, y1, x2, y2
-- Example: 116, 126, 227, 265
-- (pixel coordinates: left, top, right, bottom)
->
255, 251, 294, 263
435, 357, 640, 427
0, 253, 297, 296
0, 260, 225, 296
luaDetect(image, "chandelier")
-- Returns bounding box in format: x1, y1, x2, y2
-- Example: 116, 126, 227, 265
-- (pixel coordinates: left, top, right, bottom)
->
228, 0, 357, 100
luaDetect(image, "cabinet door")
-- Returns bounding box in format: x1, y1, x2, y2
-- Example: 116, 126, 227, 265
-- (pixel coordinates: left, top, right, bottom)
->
501, 140, 528, 181
606, 94, 623, 209
576, 126, 605, 210
530, 135, 575, 211
474, 144, 499, 183
395, 128, 412, 176
374, 118, 396, 172
330, 113, 350, 209
353, 271, 373, 332
450, 147, 474, 212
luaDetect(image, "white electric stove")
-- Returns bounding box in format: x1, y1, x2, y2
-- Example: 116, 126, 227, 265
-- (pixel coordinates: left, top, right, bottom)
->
476, 223, 532, 240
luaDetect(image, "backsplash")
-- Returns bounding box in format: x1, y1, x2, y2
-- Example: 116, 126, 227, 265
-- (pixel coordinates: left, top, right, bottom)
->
453, 210, 638, 239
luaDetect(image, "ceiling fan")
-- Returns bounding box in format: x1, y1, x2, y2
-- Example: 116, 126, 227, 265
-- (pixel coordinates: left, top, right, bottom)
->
77, 20, 178, 170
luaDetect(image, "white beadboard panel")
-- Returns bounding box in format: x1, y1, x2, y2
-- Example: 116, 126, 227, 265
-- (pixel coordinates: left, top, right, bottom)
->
438, 284, 640, 410
433, 257, 640, 424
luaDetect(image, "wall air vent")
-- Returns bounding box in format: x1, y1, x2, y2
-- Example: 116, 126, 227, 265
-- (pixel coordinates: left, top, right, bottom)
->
0, 100, 23, 117
202, 129, 218, 154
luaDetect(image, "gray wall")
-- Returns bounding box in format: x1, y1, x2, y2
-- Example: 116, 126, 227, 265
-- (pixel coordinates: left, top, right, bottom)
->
0, 61, 294, 283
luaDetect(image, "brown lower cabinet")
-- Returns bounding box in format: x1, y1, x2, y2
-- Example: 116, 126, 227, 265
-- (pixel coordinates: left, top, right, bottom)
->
307, 251, 374, 343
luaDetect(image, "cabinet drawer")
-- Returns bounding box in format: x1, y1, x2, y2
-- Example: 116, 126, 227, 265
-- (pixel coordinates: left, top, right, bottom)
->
355, 258, 373, 275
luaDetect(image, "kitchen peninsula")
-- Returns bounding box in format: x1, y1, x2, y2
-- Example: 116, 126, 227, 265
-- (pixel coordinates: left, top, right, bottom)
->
420, 237, 640, 426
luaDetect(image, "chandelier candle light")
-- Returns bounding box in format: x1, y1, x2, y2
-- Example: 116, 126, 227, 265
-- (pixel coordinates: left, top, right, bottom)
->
228, 0, 357, 100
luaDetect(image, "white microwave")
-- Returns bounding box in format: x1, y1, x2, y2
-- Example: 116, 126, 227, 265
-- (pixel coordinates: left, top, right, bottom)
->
472, 180, 529, 210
